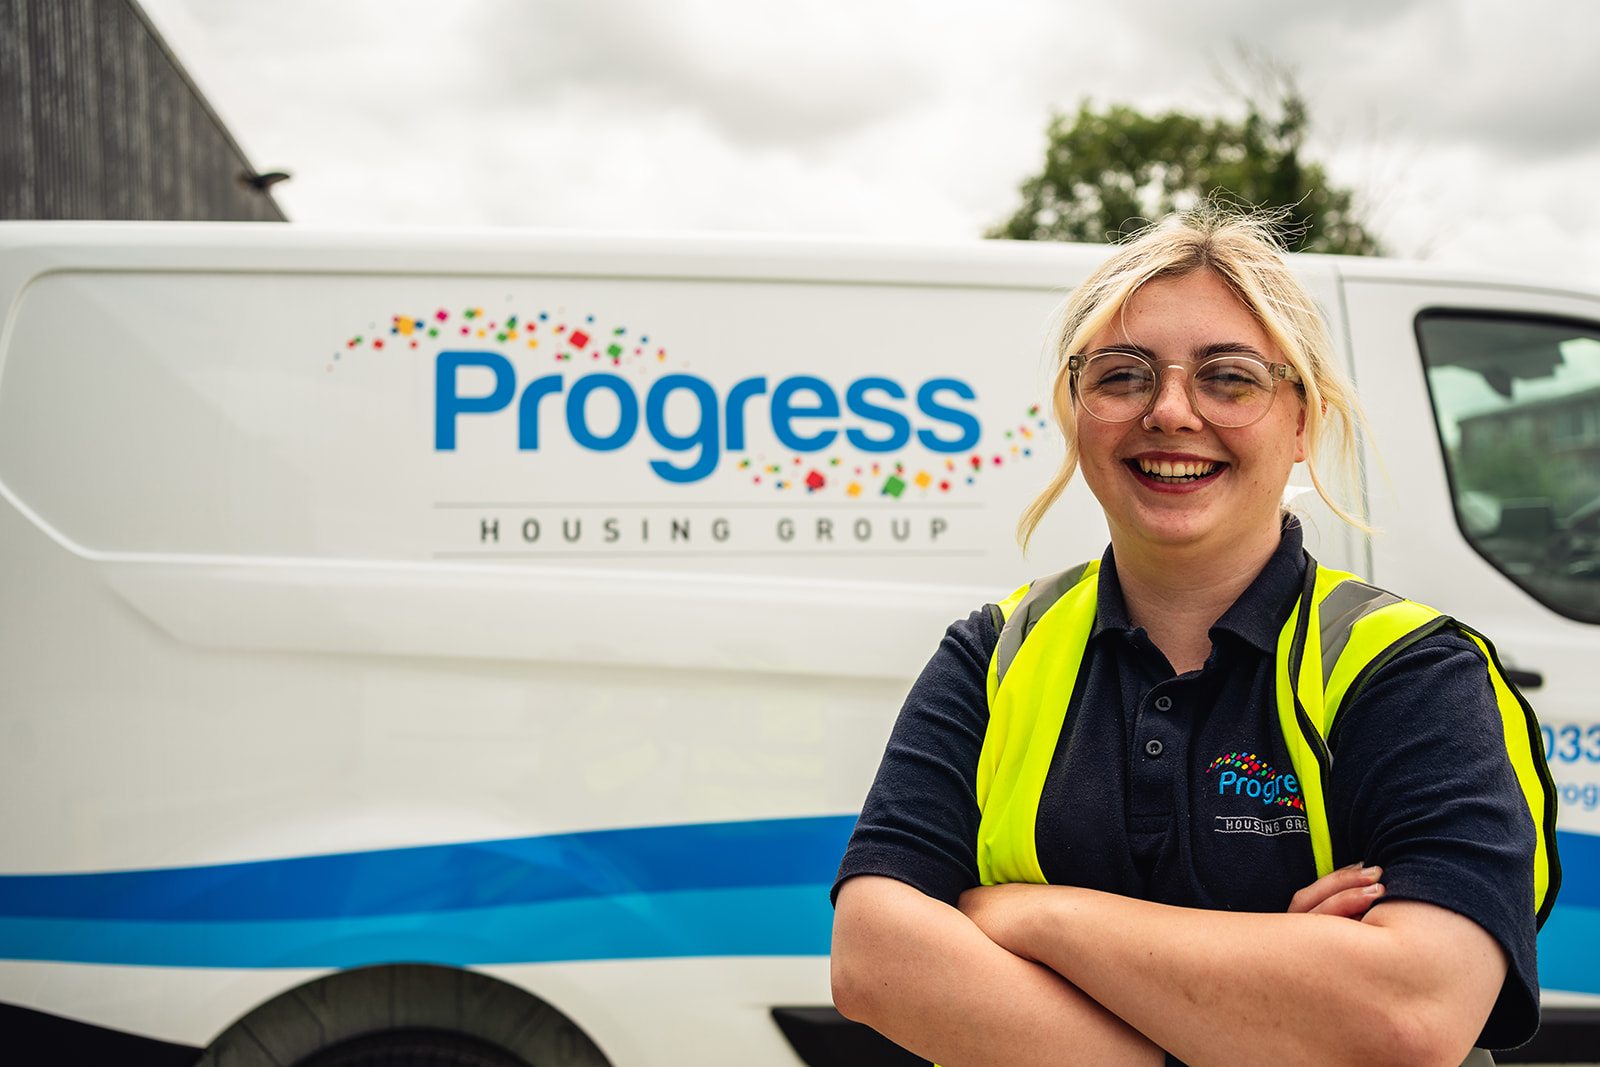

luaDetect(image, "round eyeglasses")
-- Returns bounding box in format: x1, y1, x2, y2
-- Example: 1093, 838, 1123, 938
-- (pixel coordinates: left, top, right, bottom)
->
1066, 351, 1301, 429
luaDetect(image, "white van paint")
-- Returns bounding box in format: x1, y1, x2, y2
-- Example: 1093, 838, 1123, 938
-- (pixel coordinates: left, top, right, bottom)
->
0, 223, 1594, 1064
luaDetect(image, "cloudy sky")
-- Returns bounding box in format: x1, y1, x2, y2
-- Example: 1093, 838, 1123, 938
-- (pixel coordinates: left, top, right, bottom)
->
141, 0, 1600, 284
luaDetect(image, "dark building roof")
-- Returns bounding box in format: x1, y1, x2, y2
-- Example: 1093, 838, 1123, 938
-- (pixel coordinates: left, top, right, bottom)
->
1, 0, 287, 221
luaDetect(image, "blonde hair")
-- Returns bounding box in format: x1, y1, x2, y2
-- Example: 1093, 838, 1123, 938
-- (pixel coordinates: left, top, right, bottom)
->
1018, 203, 1371, 549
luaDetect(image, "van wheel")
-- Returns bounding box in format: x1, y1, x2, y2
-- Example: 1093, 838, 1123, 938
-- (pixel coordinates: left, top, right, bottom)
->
291, 1027, 531, 1067
196, 965, 611, 1067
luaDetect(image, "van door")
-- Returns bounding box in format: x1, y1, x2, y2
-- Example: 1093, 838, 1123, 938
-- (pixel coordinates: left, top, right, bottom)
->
1341, 273, 1600, 1003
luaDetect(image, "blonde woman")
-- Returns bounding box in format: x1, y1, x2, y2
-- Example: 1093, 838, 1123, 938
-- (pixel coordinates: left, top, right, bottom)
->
830, 208, 1556, 1067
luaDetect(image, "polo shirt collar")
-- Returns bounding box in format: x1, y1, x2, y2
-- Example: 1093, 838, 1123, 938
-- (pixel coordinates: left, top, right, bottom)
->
1090, 519, 1309, 655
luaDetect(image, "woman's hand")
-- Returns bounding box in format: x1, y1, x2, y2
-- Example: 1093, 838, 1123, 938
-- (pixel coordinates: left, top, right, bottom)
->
960, 863, 1384, 951
1287, 862, 1384, 919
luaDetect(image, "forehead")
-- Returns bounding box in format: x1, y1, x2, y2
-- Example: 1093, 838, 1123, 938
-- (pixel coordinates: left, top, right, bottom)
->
1091, 270, 1276, 356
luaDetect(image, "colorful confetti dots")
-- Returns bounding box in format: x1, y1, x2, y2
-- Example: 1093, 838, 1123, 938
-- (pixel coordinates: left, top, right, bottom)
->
569, 330, 590, 348
881, 475, 906, 498
607, 343, 623, 358
805, 470, 826, 491
847, 482, 862, 498
913, 471, 932, 489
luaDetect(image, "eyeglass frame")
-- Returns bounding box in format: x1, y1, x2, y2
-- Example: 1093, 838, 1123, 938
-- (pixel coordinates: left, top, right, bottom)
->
1065, 350, 1303, 429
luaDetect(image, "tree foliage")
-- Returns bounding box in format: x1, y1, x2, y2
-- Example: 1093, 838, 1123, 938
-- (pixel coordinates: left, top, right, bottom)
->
989, 88, 1382, 255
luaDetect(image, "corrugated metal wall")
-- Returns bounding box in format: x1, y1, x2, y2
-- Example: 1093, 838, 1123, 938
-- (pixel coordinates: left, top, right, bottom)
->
0, 0, 287, 221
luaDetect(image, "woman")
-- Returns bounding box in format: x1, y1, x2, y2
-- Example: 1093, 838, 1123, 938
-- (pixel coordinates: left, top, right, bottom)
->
830, 208, 1555, 1067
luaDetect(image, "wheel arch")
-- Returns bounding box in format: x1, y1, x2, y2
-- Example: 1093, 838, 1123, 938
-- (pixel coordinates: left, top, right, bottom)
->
195, 963, 612, 1067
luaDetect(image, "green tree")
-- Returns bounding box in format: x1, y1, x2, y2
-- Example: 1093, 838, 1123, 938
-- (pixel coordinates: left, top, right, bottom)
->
989, 88, 1382, 255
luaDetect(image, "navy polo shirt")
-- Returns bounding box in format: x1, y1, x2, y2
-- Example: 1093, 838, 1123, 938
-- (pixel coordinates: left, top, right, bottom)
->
834, 522, 1541, 1050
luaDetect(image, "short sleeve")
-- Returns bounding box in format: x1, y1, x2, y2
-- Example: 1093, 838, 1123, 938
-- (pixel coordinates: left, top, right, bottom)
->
1326, 629, 1541, 1050
831, 609, 997, 907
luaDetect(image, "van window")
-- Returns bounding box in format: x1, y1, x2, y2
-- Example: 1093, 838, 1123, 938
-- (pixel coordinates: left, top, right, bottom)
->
1417, 311, 1600, 623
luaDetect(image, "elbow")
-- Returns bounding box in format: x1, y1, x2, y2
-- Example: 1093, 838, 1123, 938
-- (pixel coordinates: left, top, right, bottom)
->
1357, 1001, 1481, 1067
829, 944, 880, 1025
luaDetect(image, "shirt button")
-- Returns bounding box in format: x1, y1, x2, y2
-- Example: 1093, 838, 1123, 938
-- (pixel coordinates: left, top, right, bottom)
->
1154, 695, 1173, 712
1145, 738, 1164, 757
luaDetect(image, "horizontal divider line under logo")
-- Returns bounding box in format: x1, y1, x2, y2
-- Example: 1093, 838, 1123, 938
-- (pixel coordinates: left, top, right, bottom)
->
435, 550, 986, 559
434, 501, 984, 510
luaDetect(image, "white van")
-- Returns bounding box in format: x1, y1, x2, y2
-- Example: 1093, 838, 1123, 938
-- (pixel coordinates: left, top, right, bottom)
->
1, 223, 1596, 1065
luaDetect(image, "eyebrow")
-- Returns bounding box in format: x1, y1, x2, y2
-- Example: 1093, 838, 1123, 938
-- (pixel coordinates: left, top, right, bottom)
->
1086, 341, 1270, 362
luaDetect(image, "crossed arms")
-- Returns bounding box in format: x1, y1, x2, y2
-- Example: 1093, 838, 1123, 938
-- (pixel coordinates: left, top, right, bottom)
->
831, 865, 1506, 1067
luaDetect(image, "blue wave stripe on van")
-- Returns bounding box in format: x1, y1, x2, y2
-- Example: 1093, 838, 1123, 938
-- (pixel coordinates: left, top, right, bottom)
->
1551, 827, 1600, 910
0, 884, 832, 969
0, 816, 856, 921
1, 819, 1598, 991
1538, 900, 1600, 995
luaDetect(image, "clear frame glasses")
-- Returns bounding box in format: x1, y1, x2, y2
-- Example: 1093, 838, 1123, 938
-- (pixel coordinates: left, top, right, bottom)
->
1066, 351, 1302, 429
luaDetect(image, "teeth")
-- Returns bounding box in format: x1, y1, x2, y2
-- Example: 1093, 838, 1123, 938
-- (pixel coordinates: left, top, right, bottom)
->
1138, 458, 1217, 479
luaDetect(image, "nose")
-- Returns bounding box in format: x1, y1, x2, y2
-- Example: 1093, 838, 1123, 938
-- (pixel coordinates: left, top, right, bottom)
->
1142, 365, 1203, 431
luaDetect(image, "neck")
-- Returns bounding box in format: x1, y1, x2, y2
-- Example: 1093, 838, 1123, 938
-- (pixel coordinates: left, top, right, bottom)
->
1110, 520, 1285, 674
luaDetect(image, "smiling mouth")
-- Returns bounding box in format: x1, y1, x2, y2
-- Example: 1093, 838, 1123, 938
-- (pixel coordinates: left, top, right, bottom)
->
1132, 458, 1223, 484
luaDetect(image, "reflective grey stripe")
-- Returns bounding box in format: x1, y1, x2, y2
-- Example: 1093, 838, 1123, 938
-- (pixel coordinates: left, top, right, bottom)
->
992, 563, 1093, 688
1318, 579, 1403, 688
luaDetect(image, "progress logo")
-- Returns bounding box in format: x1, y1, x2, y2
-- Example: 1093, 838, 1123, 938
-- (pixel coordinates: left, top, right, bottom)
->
335, 305, 1045, 500
1207, 751, 1304, 810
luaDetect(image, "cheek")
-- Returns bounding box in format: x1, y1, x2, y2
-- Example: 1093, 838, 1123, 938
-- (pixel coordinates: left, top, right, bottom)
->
1074, 415, 1117, 469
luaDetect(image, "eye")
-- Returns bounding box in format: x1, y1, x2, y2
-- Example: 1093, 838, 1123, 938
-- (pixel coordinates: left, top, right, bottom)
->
1197, 360, 1271, 392
1086, 357, 1155, 393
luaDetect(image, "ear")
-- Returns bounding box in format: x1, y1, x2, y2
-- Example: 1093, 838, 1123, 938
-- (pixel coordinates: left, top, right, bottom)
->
1292, 398, 1320, 464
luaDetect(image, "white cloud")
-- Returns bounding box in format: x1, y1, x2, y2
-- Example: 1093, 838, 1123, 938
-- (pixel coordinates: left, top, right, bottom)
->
140, 0, 1600, 285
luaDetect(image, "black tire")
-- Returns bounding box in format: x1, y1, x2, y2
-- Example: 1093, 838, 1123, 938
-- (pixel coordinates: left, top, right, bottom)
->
292, 1028, 530, 1067
196, 965, 611, 1067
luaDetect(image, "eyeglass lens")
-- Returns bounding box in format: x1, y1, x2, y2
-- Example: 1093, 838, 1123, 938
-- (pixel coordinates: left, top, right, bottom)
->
1075, 353, 1281, 428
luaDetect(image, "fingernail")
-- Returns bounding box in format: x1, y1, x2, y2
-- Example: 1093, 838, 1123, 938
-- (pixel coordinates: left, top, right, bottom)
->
1362, 866, 1381, 879
1364, 883, 1385, 896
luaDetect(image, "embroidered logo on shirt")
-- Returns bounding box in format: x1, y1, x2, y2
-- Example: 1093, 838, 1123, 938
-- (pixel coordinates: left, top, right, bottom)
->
1206, 751, 1304, 810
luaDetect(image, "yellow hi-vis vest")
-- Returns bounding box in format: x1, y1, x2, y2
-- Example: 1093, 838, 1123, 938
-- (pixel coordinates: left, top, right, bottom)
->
976, 558, 1560, 927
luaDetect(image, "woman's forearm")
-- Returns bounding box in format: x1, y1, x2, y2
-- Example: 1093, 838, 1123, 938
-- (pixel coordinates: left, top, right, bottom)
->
960, 884, 1506, 1067
831, 876, 1163, 1067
